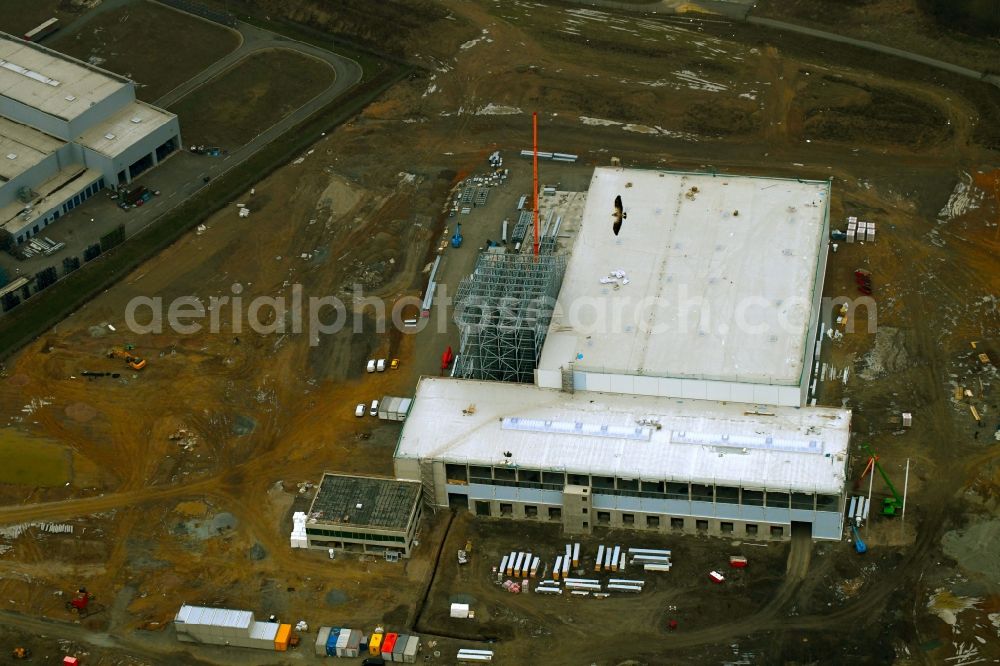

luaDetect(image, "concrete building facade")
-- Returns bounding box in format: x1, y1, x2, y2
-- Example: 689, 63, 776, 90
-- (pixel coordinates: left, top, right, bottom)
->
300, 473, 423, 558
0, 34, 181, 245
395, 378, 851, 542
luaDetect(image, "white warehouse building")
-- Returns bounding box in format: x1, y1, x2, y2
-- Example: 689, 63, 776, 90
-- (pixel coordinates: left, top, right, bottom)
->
0, 33, 181, 245
394, 165, 849, 542
536, 167, 831, 407
394, 377, 850, 541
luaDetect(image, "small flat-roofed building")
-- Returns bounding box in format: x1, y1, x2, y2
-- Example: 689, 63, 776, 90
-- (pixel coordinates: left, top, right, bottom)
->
0, 32, 180, 245
536, 167, 831, 407
302, 473, 423, 557
394, 377, 850, 541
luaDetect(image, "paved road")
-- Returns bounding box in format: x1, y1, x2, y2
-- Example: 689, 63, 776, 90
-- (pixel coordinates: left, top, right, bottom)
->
562, 0, 1000, 88
746, 15, 1000, 90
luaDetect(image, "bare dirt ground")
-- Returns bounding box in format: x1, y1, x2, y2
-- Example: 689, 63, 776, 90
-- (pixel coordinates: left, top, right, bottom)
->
171, 49, 337, 148
0, 0, 998, 663
752, 0, 1000, 74
49, 0, 241, 101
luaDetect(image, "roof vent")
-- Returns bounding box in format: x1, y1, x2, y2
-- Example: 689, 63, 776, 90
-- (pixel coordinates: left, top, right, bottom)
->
6, 153, 16, 160
65, 95, 76, 101
104, 133, 115, 140
130, 116, 142, 124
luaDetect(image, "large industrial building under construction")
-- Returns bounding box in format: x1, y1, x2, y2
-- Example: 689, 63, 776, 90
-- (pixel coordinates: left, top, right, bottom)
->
394, 166, 849, 542
0, 33, 181, 245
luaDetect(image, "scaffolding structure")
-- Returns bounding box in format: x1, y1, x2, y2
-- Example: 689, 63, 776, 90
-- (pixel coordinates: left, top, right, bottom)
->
454, 252, 566, 383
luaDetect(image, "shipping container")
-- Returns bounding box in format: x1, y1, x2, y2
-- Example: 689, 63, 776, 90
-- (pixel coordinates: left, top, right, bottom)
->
335, 628, 350, 655
611, 546, 621, 571
609, 579, 645, 586
393, 633, 409, 662
326, 626, 342, 656
274, 623, 292, 651
450, 603, 471, 619
498, 555, 509, 579
709, 571, 725, 584
344, 629, 362, 658
530, 556, 540, 577
315, 627, 331, 657
729, 555, 748, 568
370, 631, 384, 656
572, 543, 580, 567
403, 634, 420, 663
595, 545, 604, 571
383, 633, 398, 656
507, 551, 516, 575
553, 555, 563, 580
514, 552, 526, 576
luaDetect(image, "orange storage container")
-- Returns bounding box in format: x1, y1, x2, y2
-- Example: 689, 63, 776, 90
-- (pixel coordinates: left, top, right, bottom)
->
274, 623, 292, 651
369, 631, 383, 656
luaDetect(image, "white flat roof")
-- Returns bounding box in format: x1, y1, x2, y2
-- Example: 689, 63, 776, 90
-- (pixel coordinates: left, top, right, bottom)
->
0, 116, 62, 181
396, 377, 850, 494
0, 35, 128, 121
76, 101, 175, 157
539, 167, 829, 386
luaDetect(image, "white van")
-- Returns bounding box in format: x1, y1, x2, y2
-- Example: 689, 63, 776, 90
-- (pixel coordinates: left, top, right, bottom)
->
366, 359, 376, 373
369, 399, 379, 417
354, 404, 365, 417
376, 359, 387, 372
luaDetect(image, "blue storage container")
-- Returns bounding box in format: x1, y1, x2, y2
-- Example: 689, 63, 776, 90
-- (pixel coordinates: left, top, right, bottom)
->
326, 627, 342, 656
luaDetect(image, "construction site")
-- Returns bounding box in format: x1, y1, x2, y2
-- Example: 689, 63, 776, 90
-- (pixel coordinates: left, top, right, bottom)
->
0, 0, 998, 664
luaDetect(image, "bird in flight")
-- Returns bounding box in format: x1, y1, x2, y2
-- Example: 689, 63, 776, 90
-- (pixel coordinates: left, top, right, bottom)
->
612, 195, 627, 236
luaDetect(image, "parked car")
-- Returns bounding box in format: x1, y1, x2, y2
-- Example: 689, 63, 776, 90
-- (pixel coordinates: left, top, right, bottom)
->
354, 404, 365, 417
390, 358, 399, 370
376, 359, 386, 372
366, 359, 376, 373
369, 399, 379, 417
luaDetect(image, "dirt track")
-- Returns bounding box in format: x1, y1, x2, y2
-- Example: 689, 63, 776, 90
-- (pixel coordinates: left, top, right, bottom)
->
1, 0, 999, 663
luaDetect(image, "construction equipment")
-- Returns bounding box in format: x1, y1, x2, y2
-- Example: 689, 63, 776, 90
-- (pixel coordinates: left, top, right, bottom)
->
851, 524, 867, 554
12, 646, 31, 659
853, 453, 877, 490
855, 269, 872, 295
861, 443, 904, 516
450, 223, 463, 248
108, 346, 146, 370
66, 587, 94, 616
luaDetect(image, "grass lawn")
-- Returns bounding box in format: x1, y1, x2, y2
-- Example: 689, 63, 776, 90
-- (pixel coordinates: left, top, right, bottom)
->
0, 0, 74, 37
0, 429, 71, 486
170, 49, 336, 148
49, 0, 241, 101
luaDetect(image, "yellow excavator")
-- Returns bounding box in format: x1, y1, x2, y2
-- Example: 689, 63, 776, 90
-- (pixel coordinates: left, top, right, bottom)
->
108, 345, 146, 370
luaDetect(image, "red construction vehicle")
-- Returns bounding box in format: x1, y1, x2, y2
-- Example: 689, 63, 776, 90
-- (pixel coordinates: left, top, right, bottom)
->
66, 588, 94, 616
855, 269, 872, 295
441, 346, 454, 371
